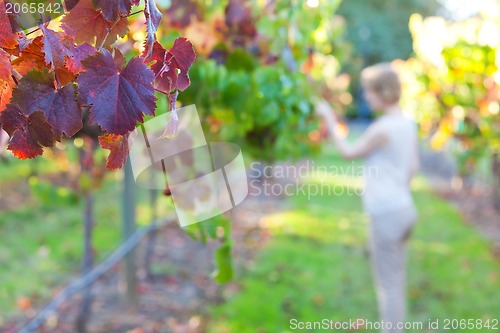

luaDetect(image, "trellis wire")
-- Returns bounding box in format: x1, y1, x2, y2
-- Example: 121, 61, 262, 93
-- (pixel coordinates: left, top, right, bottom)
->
19, 216, 176, 333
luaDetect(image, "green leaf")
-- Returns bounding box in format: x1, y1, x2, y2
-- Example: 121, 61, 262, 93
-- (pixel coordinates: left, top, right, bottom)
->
226, 48, 257, 72
212, 240, 234, 284
256, 101, 280, 126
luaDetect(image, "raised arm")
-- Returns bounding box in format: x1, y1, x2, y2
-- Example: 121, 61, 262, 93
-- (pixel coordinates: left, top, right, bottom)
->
315, 99, 387, 160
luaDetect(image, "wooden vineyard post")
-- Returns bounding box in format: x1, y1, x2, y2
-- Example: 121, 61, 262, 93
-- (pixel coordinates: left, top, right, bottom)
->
123, 158, 138, 308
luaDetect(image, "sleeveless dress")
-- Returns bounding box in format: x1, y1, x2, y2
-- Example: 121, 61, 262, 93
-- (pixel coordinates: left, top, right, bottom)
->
363, 114, 419, 333
362, 113, 418, 216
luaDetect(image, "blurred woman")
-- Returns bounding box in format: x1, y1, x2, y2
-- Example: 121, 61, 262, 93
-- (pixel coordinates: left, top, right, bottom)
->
316, 62, 419, 333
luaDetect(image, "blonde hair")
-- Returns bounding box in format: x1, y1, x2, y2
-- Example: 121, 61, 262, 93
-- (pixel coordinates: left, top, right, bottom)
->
361, 62, 401, 105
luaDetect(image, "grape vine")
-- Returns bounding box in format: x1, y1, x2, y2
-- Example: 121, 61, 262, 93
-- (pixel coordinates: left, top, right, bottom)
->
0, 0, 197, 170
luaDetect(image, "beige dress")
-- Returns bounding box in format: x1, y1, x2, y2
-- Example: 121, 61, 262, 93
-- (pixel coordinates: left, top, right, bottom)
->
363, 114, 419, 333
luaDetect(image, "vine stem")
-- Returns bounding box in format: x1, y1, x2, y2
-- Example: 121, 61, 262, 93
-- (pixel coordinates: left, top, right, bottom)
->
129, 9, 144, 16
25, 27, 41, 36
98, 18, 121, 49
54, 70, 61, 89
123, 158, 138, 309
11, 68, 22, 83
98, 9, 145, 49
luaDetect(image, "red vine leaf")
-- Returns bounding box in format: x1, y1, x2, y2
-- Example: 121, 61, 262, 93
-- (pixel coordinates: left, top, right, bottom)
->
0, 1, 17, 49
111, 46, 127, 68
55, 67, 78, 87
169, 37, 197, 71
9, 69, 82, 140
98, 133, 130, 170
0, 78, 13, 113
64, 0, 80, 11
0, 105, 56, 159
13, 35, 77, 86
145, 42, 177, 93
17, 33, 34, 52
144, 38, 196, 94
164, 0, 202, 29
0, 103, 22, 135
40, 25, 72, 70
77, 49, 157, 135
92, 0, 132, 22
0, 48, 14, 112
65, 42, 96, 74
11, 36, 46, 75
225, 0, 257, 42
144, 0, 163, 57
61, 0, 129, 47
176, 71, 191, 91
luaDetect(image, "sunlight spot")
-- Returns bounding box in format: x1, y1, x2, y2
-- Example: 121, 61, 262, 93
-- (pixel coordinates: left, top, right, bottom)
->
338, 218, 350, 230
306, 0, 319, 8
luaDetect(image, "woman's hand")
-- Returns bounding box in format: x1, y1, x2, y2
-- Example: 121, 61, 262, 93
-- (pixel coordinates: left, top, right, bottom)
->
315, 99, 337, 127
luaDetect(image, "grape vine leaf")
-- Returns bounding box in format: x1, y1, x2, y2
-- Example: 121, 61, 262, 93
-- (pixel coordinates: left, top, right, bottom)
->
98, 133, 130, 170
225, 0, 257, 41
164, 0, 202, 29
0, 1, 17, 49
144, 38, 196, 94
0, 105, 56, 159
17, 34, 33, 52
29, 32, 81, 86
92, 0, 132, 22
41, 25, 72, 70
144, 0, 163, 57
11, 36, 47, 75
213, 240, 233, 284
77, 49, 157, 135
61, 0, 129, 47
0, 48, 14, 112
65, 41, 96, 74
169, 37, 197, 72
64, 0, 80, 11
9, 69, 82, 139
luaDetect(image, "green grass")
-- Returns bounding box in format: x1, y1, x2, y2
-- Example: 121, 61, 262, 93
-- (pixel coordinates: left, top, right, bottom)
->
0, 156, 55, 182
207, 148, 500, 333
0, 177, 126, 316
